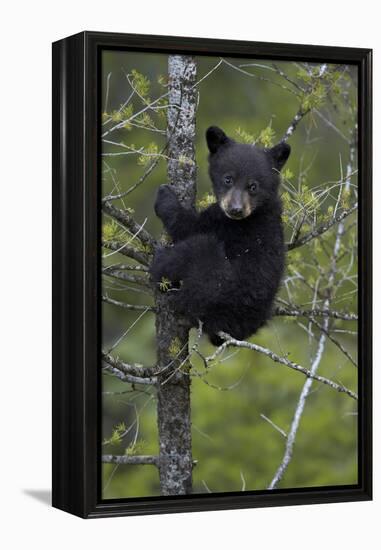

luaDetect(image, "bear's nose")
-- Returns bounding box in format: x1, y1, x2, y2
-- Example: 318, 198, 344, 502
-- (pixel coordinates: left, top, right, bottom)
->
228, 207, 243, 218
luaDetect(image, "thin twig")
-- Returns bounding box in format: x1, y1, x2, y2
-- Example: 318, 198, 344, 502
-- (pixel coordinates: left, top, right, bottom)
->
309, 317, 357, 368
260, 414, 288, 438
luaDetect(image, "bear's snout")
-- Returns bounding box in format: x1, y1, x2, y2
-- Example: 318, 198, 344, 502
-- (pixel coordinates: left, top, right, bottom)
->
221, 188, 252, 220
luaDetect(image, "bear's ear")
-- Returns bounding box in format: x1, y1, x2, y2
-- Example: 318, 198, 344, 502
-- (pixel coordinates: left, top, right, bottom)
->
266, 142, 291, 171
206, 126, 230, 154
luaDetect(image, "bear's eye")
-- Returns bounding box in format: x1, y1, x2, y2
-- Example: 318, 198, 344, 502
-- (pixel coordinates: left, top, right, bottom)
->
224, 175, 233, 186
248, 182, 257, 193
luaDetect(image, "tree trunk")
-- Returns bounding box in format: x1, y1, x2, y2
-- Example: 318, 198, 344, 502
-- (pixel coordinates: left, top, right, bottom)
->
155, 55, 197, 496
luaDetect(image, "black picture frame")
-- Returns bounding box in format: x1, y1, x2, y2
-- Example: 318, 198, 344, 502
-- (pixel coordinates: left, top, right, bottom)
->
52, 31, 372, 519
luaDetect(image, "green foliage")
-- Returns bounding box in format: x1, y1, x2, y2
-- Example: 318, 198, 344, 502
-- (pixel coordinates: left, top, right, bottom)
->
102, 219, 120, 242
296, 184, 319, 211
168, 337, 182, 358
297, 65, 347, 114
235, 125, 276, 147
103, 421, 126, 446
156, 96, 169, 119
257, 125, 276, 147
130, 239, 153, 254
110, 110, 123, 122
157, 74, 168, 87
296, 67, 311, 83
125, 440, 148, 455
121, 104, 134, 118
137, 142, 159, 166
158, 277, 172, 292
281, 191, 292, 211
159, 232, 173, 245
102, 218, 152, 254
121, 104, 134, 130
197, 192, 217, 210
178, 154, 195, 167
131, 68, 150, 98
235, 127, 255, 144
136, 112, 154, 129
282, 168, 294, 182
341, 188, 351, 209
301, 81, 327, 113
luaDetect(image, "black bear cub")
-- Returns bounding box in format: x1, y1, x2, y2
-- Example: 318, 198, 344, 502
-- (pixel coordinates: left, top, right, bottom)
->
150, 126, 291, 345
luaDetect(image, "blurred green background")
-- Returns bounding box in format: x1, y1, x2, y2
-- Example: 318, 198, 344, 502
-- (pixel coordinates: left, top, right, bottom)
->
101, 50, 358, 498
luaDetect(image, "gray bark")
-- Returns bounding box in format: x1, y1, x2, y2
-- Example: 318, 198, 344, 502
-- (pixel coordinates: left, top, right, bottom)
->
155, 55, 197, 495
166, 55, 197, 207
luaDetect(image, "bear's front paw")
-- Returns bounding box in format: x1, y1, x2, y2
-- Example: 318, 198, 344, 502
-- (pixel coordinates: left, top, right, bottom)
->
154, 184, 179, 220
150, 246, 183, 292
149, 246, 169, 283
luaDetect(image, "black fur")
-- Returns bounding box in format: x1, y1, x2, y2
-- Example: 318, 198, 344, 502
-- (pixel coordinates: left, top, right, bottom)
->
150, 126, 290, 345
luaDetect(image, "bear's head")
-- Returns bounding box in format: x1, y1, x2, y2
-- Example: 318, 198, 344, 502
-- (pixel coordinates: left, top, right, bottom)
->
206, 126, 291, 220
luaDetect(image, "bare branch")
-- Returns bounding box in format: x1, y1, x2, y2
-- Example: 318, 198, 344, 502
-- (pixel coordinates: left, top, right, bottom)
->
218, 332, 357, 401
102, 352, 156, 379
102, 295, 155, 311
274, 305, 358, 321
104, 263, 148, 272
281, 109, 306, 143
102, 266, 151, 287
103, 364, 157, 386
102, 454, 159, 466
102, 454, 198, 467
